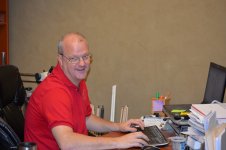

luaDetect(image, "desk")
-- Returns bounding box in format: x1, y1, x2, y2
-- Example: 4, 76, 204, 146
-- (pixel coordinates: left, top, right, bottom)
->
103, 122, 177, 150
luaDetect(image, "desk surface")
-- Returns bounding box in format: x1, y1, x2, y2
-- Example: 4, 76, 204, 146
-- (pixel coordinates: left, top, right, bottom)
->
103, 123, 177, 150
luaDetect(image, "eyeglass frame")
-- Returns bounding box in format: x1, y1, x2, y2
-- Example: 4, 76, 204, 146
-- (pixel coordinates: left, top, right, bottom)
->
60, 53, 92, 64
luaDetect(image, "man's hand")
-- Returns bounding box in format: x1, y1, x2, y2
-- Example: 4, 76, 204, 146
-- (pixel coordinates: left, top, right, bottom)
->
114, 132, 149, 149
119, 119, 145, 132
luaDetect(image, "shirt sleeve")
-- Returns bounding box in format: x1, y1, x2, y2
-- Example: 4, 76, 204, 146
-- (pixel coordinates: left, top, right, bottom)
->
41, 88, 74, 129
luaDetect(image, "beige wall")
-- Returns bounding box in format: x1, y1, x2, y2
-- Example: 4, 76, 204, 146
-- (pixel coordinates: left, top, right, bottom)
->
9, 0, 226, 121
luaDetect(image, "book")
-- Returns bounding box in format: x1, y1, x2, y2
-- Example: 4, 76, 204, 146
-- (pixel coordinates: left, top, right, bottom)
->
191, 103, 226, 124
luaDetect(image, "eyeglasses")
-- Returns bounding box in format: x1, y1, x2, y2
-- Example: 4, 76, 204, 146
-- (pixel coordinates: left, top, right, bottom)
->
60, 53, 92, 64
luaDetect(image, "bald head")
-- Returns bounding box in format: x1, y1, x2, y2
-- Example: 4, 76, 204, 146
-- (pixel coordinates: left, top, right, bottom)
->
57, 32, 91, 86
57, 32, 89, 55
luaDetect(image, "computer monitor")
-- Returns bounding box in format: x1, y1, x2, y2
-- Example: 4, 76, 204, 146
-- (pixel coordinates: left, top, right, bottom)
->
202, 62, 226, 104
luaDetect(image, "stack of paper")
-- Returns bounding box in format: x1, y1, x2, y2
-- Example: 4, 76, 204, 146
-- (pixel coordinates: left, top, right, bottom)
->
142, 116, 166, 129
185, 104, 221, 149
190, 103, 226, 124
185, 111, 207, 149
185, 103, 226, 149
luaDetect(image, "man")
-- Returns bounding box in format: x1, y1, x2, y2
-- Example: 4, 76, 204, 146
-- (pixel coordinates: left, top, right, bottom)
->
24, 32, 149, 150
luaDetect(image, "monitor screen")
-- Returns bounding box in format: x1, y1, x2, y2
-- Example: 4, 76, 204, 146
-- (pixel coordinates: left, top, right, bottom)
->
202, 62, 226, 104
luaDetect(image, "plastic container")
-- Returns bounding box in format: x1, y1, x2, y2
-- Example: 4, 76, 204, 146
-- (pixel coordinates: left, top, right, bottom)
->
170, 136, 186, 150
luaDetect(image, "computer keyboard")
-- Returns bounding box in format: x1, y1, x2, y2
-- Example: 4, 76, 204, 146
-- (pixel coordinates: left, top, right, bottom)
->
142, 125, 169, 146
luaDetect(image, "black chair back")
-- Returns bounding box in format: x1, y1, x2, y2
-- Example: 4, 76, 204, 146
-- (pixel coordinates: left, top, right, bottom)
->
0, 65, 26, 107
0, 65, 26, 141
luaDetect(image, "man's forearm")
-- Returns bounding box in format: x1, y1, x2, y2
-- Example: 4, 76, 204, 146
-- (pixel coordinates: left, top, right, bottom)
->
86, 114, 121, 132
53, 128, 119, 150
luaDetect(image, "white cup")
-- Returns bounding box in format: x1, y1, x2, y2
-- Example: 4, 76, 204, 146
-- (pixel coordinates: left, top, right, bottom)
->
170, 136, 186, 150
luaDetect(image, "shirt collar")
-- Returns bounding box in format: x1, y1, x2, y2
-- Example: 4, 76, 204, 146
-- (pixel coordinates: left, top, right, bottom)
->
52, 63, 81, 90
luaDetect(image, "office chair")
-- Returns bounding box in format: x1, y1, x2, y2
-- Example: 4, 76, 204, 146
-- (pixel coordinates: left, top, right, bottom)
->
0, 65, 26, 141
202, 62, 226, 104
0, 117, 20, 150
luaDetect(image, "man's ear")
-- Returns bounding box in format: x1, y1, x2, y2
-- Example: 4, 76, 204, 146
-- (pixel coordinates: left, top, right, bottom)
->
58, 55, 63, 66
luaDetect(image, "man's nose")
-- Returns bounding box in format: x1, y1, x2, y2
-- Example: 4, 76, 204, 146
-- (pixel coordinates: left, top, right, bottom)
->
78, 57, 86, 65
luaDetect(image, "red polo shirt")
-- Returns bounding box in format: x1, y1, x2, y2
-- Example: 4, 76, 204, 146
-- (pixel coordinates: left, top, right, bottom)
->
24, 64, 92, 150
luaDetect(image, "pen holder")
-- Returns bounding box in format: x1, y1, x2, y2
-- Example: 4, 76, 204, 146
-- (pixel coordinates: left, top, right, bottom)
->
151, 96, 170, 113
